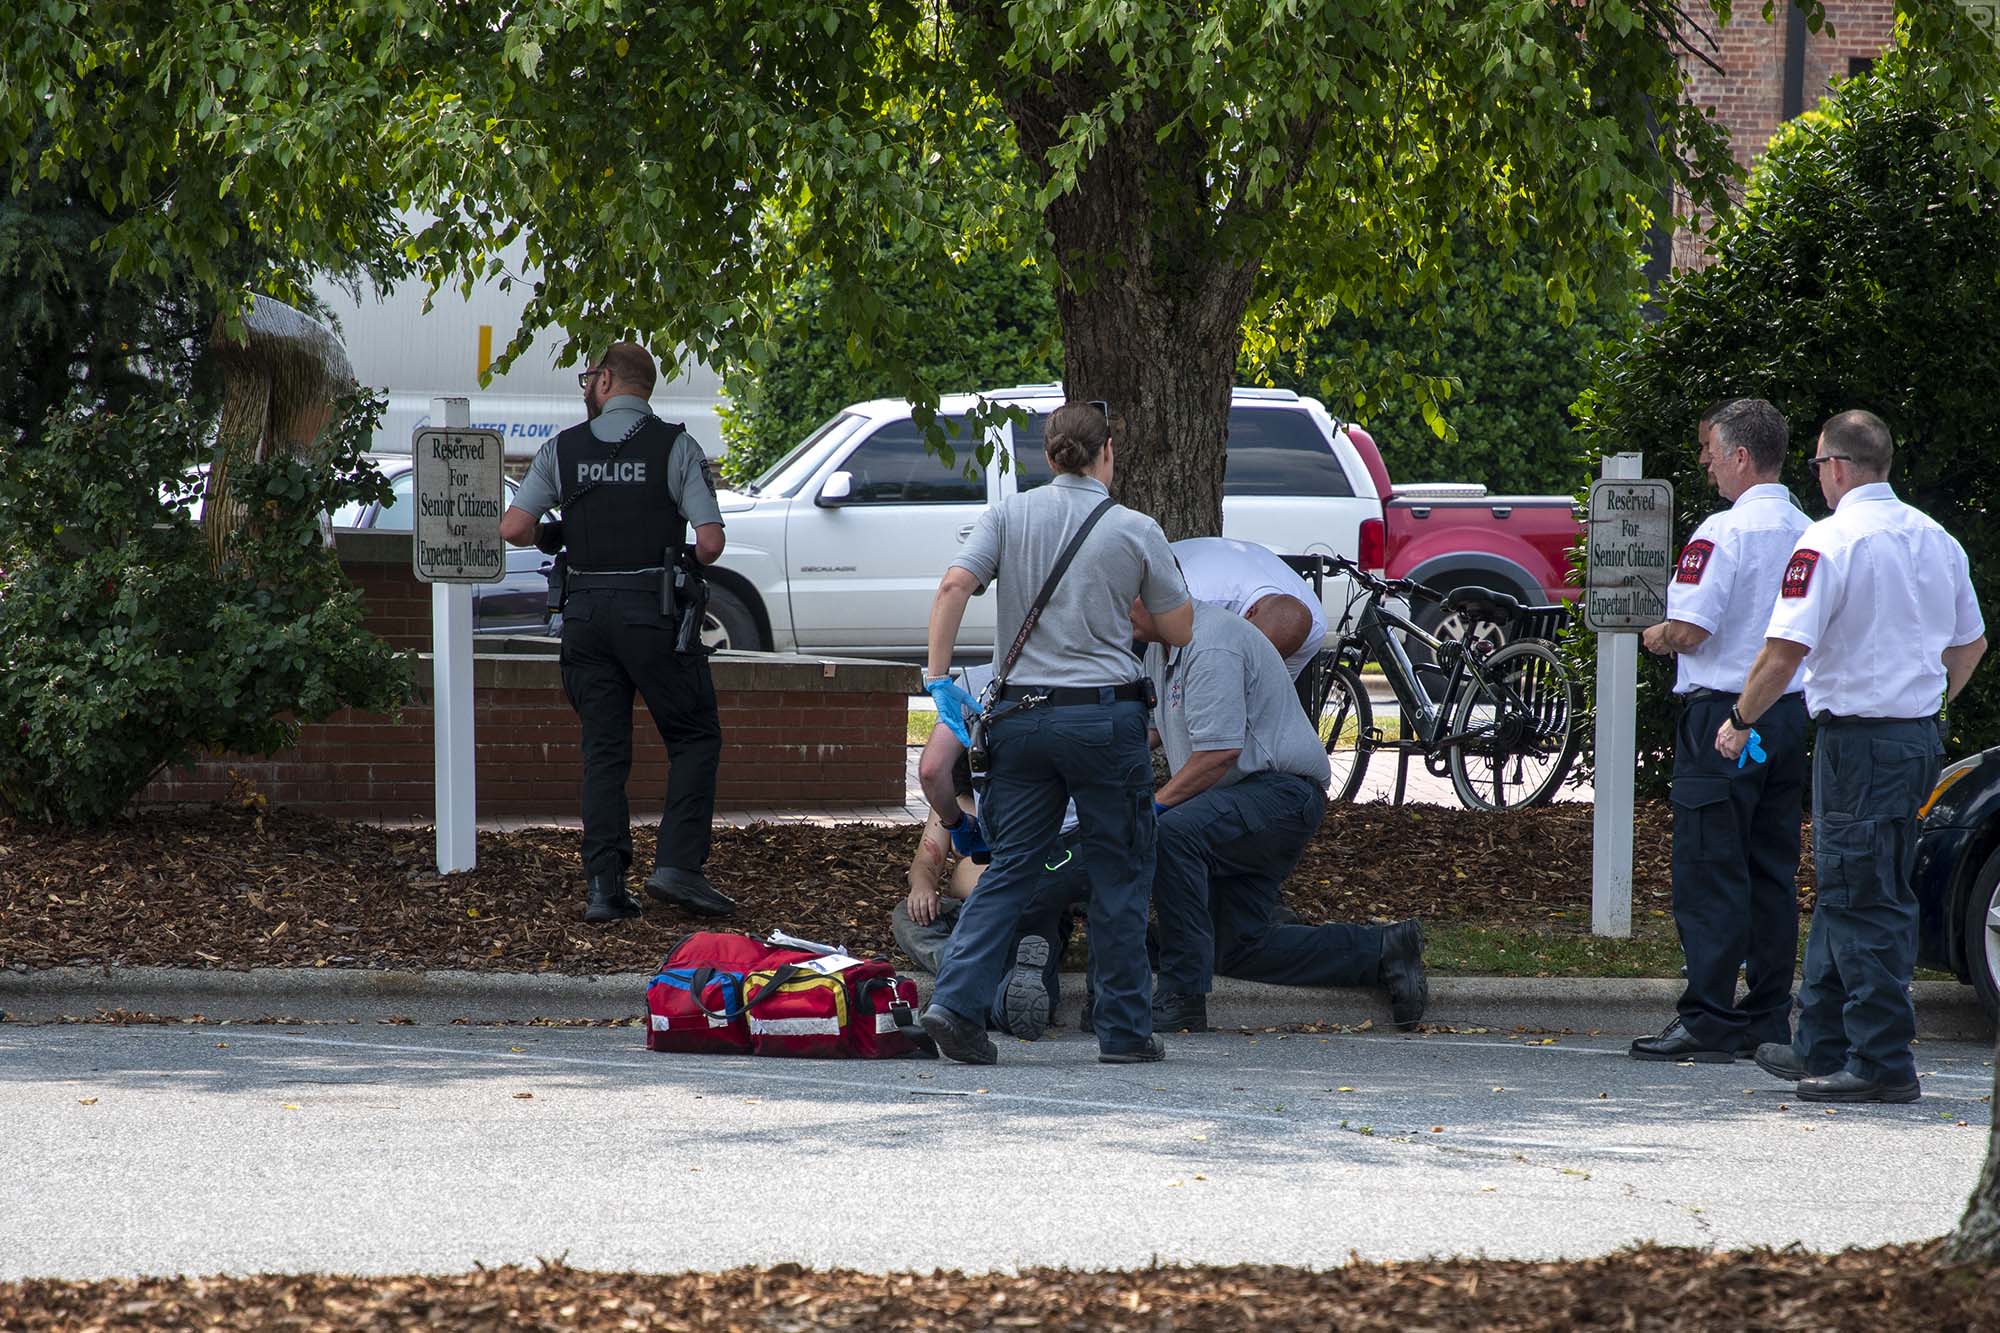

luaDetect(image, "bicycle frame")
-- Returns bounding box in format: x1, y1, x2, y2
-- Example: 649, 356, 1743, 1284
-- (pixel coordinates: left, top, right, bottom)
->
1334, 590, 1529, 756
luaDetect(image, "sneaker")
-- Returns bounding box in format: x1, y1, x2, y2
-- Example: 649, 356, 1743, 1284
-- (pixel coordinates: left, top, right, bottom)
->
1152, 990, 1209, 1033
919, 1004, 997, 1066
1099, 1035, 1167, 1064
1000, 936, 1053, 1041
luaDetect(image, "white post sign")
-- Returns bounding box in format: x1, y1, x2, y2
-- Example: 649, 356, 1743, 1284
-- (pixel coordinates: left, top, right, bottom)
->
1585, 456, 1673, 939
412, 406, 505, 873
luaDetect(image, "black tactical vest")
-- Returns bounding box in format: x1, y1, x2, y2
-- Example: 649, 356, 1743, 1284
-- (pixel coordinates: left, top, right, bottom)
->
555, 416, 689, 571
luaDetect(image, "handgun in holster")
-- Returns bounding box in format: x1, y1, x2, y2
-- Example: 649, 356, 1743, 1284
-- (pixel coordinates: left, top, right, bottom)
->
671, 548, 711, 655
538, 521, 568, 614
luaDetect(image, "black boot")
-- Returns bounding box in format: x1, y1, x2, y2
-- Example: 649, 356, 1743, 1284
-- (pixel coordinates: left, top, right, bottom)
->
1152, 990, 1209, 1033
644, 866, 737, 916
1378, 919, 1429, 1029
584, 872, 641, 923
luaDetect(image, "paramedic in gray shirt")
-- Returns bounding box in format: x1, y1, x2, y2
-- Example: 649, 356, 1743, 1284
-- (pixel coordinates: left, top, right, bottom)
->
1136, 600, 1430, 1032
918, 400, 1192, 1066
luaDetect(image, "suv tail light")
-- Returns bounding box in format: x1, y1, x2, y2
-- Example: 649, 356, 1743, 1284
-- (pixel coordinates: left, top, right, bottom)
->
1357, 517, 1385, 572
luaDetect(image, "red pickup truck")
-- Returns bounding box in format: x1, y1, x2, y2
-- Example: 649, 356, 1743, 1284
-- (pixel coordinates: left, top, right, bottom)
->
1343, 425, 1583, 648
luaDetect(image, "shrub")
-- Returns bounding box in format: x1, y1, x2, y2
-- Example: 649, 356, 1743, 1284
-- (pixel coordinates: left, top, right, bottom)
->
0, 391, 412, 825
1570, 46, 2000, 797
717, 240, 1063, 483
1257, 237, 1640, 497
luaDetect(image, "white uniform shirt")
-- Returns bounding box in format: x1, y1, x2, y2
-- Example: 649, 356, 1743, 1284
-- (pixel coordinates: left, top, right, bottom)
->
1665, 483, 1810, 695
1763, 483, 1984, 718
1170, 537, 1327, 678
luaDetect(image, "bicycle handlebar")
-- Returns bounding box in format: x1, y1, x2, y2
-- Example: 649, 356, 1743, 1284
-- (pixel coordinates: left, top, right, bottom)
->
1325, 554, 1446, 605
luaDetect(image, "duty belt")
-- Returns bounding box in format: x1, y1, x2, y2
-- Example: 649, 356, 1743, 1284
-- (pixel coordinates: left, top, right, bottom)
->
566, 567, 666, 593
1679, 688, 1804, 704
994, 682, 1149, 707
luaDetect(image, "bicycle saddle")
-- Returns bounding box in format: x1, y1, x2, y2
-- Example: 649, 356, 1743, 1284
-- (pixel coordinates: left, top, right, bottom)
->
1447, 585, 1523, 614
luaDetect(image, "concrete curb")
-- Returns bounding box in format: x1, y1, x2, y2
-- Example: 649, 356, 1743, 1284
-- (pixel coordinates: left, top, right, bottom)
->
2, 966, 1991, 1042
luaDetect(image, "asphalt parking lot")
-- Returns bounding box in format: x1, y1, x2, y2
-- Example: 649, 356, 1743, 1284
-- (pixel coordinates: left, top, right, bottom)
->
2, 1021, 1991, 1280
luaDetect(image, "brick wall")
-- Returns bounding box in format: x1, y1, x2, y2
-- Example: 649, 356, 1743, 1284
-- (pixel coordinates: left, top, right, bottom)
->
139, 531, 919, 818
1672, 1, 1895, 270
139, 655, 915, 819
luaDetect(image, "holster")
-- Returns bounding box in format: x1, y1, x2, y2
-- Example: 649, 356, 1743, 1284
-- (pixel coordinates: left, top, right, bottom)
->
546, 552, 568, 614
671, 548, 711, 654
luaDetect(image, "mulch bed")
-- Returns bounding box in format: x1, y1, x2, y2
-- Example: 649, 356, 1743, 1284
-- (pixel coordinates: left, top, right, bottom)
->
1, 1244, 1990, 1331
0, 802, 1812, 975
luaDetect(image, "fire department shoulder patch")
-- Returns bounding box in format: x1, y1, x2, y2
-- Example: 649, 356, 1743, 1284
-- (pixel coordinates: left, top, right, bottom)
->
1781, 549, 1821, 599
1674, 539, 1715, 586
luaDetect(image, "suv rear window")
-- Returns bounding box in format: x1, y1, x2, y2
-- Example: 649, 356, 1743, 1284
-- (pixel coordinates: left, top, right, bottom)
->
1006, 406, 1352, 498
1223, 408, 1352, 497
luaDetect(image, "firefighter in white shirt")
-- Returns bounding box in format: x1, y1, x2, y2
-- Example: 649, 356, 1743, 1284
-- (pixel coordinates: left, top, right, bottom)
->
1721, 410, 1985, 1104
1632, 400, 1812, 1065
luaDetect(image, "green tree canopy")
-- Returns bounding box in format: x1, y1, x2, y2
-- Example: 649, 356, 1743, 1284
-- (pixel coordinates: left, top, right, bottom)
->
18, 1, 1996, 536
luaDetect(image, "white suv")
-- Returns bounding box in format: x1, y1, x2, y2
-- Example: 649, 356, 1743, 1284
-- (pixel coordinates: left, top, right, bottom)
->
702, 384, 1383, 657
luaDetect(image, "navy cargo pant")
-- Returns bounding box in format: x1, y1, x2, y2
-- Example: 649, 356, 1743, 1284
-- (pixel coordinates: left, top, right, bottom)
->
1669, 691, 1807, 1051
892, 845, 1090, 1025
1154, 771, 1382, 993
932, 696, 1158, 1056
1795, 716, 1942, 1085
558, 589, 721, 880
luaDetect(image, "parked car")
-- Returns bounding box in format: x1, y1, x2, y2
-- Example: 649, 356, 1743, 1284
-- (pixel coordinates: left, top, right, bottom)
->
703, 384, 1387, 656
1335, 425, 1583, 654
1914, 743, 2000, 1025
333, 456, 555, 636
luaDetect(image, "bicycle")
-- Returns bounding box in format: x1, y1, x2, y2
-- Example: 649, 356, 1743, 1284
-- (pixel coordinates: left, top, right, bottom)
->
1301, 555, 1580, 811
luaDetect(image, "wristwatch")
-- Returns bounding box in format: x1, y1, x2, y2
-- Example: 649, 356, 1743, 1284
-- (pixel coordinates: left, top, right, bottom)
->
1727, 705, 1752, 732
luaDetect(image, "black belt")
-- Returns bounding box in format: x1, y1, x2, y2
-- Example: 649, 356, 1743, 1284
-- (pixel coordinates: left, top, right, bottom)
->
567, 571, 662, 593
1680, 689, 1804, 704
995, 682, 1149, 706
1812, 711, 1938, 727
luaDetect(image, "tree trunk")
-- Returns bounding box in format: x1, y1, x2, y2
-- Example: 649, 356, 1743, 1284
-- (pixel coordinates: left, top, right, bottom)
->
1944, 1036, 2000, 1262
986, 47, 1260, 541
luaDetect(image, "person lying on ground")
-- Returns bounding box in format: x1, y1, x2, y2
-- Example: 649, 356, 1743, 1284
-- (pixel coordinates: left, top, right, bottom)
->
1133, 596, 1430, 1033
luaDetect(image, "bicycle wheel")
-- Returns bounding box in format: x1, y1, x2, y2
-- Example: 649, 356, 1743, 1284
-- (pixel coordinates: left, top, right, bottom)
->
1446, 639, 1577, 811
1318, 664, 1373, 803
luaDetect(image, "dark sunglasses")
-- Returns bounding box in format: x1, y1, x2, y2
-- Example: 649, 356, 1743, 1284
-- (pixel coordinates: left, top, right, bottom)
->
1807, 454, 1851, 475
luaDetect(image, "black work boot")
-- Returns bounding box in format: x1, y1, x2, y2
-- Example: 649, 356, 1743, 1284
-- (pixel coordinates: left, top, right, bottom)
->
583, 872, 641, 923
1152, 990, 1209, 1033
644, 866, 737, 917
1378, 919, 1429, 1029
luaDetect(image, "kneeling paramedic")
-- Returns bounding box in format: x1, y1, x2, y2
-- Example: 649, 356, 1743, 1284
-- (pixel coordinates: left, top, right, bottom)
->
1135, 598, 1429, 1032
500, 341, 733, 924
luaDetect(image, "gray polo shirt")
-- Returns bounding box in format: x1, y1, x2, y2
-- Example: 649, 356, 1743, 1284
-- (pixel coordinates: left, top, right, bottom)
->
952, 474, 1186, 688
512, 394, 723, 528
1144, 601, 1332, 788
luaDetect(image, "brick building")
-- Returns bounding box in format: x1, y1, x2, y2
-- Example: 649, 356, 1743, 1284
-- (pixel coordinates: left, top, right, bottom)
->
1667, 1, 1896, 270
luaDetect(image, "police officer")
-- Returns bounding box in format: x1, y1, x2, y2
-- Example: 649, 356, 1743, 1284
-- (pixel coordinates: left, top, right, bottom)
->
1135, 597, 1428, 1033
1720, 410, 1985, 1103
499, 342, 734, 924
1631, 399, 1811, 1064
918, 400, 1192, 1065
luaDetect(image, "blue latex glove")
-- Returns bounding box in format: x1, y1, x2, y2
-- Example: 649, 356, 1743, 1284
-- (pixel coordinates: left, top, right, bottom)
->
1737, 728, 1766, 769
1153, 801, 1170, 818
924, 676, 981, 747
945, 812, 989, 860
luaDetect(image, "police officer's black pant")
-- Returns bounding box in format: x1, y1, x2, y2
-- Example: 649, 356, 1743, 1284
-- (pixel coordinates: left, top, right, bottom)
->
558, 590, 721, 881
1154, 772, 1382, 993
1795, 717, 1941, 1085
1669, 691, 1807, 1050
